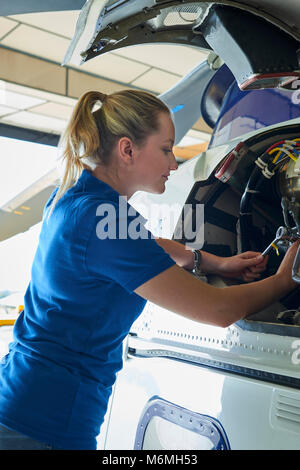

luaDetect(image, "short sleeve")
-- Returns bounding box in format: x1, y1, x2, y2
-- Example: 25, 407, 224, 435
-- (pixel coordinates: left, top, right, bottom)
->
85, 201, 176, 292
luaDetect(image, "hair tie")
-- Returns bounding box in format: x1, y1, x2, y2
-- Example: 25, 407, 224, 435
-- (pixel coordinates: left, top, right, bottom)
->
100, 93, 108, 103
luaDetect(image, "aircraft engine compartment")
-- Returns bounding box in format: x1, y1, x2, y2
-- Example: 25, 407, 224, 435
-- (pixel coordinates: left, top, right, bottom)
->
184, 123, 300, 335
128, 124, 300, 388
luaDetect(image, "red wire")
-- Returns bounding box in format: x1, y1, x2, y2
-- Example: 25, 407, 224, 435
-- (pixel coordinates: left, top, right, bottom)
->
265, 140, 300, 154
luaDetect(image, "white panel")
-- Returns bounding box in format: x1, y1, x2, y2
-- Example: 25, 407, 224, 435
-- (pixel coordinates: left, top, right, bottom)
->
103, 356, 300, 450
1, 24, 70, 64
0, 17, 18, 40
2, 111, 67, 133
8, 11, 80, 38
131, 68, 180, 93
79, 53, 150, 83
114, 44, 209, 76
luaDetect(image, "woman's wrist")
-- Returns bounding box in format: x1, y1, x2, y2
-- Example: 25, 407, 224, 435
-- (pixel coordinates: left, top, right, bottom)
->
185, 250, 195, 270
197, 251, 222, 274
274, 270, 298, 293
155, 237, 195, 270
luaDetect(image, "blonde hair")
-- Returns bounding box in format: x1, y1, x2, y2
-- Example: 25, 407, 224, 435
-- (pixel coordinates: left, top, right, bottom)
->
49, 89, 170, 215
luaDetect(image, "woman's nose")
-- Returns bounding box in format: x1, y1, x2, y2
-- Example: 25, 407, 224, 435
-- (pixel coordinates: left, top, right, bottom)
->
170, 151, 178, 171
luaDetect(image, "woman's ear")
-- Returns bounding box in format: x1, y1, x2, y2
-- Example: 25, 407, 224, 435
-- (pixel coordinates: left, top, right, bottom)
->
118, 137, 134, 165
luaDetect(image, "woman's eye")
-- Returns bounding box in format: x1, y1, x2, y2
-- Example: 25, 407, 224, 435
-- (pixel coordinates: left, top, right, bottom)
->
163, 148, 172, 154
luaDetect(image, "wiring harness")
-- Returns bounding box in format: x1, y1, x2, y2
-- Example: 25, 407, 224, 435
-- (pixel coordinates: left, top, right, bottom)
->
240, 139, 300, 252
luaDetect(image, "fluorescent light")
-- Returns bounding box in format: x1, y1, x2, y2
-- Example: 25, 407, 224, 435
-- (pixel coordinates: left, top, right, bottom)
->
0, 88, 45, 110
0, 104, 17, 116
30, 102, 73, 120
0, 80, 77, 107
2, 111, 67, 133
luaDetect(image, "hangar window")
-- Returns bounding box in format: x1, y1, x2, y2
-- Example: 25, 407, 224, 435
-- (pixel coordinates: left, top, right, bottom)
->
0, 136, 58, 316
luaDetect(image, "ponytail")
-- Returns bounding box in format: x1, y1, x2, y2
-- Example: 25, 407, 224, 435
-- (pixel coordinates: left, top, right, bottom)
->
48, 88, 170, 216
48, 91, 106, 217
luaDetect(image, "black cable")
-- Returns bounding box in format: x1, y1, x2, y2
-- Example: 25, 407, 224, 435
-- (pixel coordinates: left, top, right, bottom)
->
239, 152, 270, 252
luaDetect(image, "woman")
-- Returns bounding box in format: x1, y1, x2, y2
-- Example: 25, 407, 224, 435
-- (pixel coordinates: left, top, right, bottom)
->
0, 90, 298, 450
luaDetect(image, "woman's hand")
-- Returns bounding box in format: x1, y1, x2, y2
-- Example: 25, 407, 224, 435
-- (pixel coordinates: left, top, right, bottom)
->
276, 240, 300, 289
216, 251, 269, 282
136, 241, 300, 329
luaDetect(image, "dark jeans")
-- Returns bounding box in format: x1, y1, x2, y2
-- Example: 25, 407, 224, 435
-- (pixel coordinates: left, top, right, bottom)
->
0, 423, 53, 450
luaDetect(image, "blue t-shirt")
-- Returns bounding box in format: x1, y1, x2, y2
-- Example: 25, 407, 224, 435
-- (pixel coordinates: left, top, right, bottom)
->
0, 170, 175, 449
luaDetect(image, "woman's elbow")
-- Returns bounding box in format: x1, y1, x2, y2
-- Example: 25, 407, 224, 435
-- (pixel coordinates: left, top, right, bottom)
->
217, 317, 235, 328
207, 308, 243, 329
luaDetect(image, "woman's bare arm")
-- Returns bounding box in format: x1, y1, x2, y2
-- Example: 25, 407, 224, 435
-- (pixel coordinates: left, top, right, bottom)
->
134, 242, 299, 328
154, 236, 268, 281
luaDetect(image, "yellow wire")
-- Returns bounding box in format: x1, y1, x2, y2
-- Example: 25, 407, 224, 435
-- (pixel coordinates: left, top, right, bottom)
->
272, 149, 282, 163
268, 139, 300, 163
269, 146, 297, 162
271, 243, 280, 256
269, 147, 285, 163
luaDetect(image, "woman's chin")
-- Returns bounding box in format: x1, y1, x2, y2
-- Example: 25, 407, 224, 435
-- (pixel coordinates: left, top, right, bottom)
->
142, 183, 166, 195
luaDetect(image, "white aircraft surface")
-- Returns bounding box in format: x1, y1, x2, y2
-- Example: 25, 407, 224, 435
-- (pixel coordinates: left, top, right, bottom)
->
1, 0, 300, 450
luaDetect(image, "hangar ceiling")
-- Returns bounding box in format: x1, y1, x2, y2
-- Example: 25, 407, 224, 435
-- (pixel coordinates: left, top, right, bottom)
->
0, 6, 212, 244
0, 9, 211, 143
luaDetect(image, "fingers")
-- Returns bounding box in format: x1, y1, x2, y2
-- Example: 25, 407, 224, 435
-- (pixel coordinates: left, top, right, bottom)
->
242, 255, 268, 273
240, 251, 262, 259
247, 266, 264, 274
247, 257, 268, 273
241, 268, 262, 282
241, 257, 269, 280
288, 239, 300, 254
279, 240, 300, 271
242, 241, 300, 282
241, 254, 265, 268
